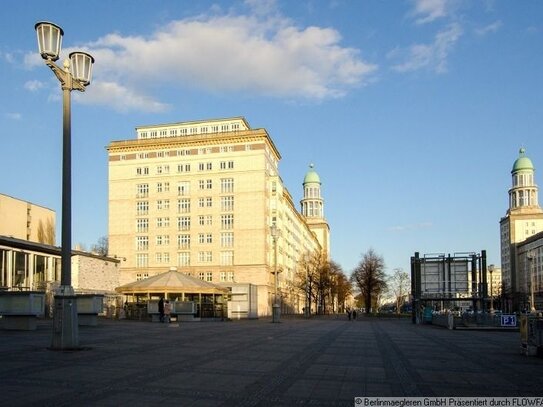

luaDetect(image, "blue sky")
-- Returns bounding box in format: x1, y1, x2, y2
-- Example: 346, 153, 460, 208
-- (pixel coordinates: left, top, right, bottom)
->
1, 0, 542, 276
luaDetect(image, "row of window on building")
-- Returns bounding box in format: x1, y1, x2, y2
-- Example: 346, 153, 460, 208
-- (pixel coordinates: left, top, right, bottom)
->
134, 214, 233, 231
136, 178, 234, 198
136, 195, 234, 215
136, 160, 235, 176
135, 232, 234, 247
138, 123, 243, 139
135, 251, 234, 267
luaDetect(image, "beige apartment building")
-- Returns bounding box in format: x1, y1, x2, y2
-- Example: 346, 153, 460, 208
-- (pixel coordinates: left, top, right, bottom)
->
0, 193, 56, 244
107, 117, 330, 316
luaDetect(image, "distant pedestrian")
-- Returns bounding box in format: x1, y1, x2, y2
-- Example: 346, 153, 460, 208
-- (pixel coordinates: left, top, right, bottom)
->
164, 300, 172, 324
347, 308, 352, 321
352, 310, 357, 320
158, 297, 165, 322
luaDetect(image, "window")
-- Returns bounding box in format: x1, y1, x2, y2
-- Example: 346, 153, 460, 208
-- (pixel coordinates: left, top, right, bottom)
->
227, 271, 234, 282
221, 232, 234, 247
136, 167, 149, 175
178, 181, 190, 196
221, 214, 234, 229
156, 235, 170, 246
198, 272, 205, 280
156, 217, 170, 228
177, 198, 191, 213
220, 251, 233, 266
177, 234, 190, 249
136, 184, 149, 198
199, 179, 212, 190
177, 216, 191, 231
221, 196, 234, 211
136, 201, 149, 215
136, 254, 148, 268
207, 162, 212, 170
178, 163, 191, 173
155, 253, 162, 263
199, 180, 205, 190
198, 163, 205, 171
221, 178, 234, 193
198, 251, 212, 263
136, 219, 149, 233
136, 272, 149, 280
206, 272, 213, 282
206, 197, 212, 207
198, 215, 212, 226
220, 161, 234, 170
136, 236, 149, 251
206, 179, 212, 189
178, 252, 190, 266
198, 233, 212, 244
157, 200, 170, 210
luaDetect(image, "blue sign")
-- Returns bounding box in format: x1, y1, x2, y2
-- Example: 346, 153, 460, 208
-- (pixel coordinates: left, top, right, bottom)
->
501, 314, 517, 327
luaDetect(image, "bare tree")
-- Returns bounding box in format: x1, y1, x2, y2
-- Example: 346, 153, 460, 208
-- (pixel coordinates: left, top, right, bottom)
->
91, 236, 108, 256
351, 249, 387, 314
389, 268, 410, 315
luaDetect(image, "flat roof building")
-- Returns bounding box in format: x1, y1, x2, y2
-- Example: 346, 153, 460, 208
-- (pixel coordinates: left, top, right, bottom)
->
107, 117, 330, 316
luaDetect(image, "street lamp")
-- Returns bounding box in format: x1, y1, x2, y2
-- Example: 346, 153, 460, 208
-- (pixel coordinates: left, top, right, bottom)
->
527, 255, 536, 313
488, 265, 494, 313
270, 223, 281, 323
35, 21, 94, 350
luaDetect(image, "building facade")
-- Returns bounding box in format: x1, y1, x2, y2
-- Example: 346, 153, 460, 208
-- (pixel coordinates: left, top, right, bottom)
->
500, 148, 543, 311
516, 232, 543, 312
0, 193, 56, 245
107, 117, 329, 316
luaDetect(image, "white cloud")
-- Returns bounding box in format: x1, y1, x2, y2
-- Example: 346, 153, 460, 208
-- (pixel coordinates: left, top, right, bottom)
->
410, 0, 449, 25
475, 20, 502, 36
390, 23, 462, 73
24, 80, 45, 92
73, 81, 170, 113
25, 9, 375, 112
5, 112, 22, 120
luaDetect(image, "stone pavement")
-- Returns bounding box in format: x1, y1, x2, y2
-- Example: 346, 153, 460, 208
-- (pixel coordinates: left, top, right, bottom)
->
1, 316, 542, 406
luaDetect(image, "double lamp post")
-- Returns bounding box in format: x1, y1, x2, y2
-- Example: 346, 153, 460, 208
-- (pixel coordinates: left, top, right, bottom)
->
35, 21, 94, 349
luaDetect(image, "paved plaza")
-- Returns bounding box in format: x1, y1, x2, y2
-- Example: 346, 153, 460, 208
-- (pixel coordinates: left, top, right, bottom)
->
1, 316, 542, 406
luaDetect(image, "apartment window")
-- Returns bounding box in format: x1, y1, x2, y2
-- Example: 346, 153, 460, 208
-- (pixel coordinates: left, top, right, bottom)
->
198, 233, 213, 244
221, 196, 234, 211
198, 251, 212, 263
198, 163, 205, 171
136, 236, 149, 251
157, 166, 163, 174
211, 126, 219, 132
136, 219, 149, 233
178, 252, 190, 266
177, 234, 190, 249
177, 198, 191, 213
221, 178, 234, 193
220, 251, 233, 266
221, 214, 234, 229
178, 181, 190, 196
198, 215, 213, 226
199, 180, 205, 190
177, 216, 191, 231
221, 232, 234, 247
136, 201, 149, 215
245, 144, 252, 151
199, 179, 212, 190
220, 161, 234, 170
136, 183, 149, 198
157, 182, 169, 193
136, 272, 149, 280
207, 162, 212, 170
198, 272, 205, 280
156, 217, 170, 228
180, 128, 188, 136
155, 253, 162, 263
206, 197, 212, 207
178, 163, 191, 173
156, 200, 170, 211
206, 272, 213, 282
136, 166, 149, 174
136, 254, 148, 268
156, 235, 170, 246
206, 179, 212, 189
220, 146, 233, 153
227, 271, 234, 282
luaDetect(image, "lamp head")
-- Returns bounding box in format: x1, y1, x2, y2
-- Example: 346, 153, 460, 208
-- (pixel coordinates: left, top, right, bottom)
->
69, 51, 95, 86
35, 21, 63, 61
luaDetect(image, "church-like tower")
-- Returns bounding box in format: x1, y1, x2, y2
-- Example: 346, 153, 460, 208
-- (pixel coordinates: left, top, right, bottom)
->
300, 164, 330, 259
500, 148, 543, 307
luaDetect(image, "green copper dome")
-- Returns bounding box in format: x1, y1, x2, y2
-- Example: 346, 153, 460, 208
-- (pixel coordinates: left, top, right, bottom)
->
512, 148, 535, 173
303, 164, 321, 184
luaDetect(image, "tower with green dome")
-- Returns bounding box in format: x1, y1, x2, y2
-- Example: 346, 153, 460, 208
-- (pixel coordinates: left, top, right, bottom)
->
500, 148, 543, 310
300, 164, 330, 258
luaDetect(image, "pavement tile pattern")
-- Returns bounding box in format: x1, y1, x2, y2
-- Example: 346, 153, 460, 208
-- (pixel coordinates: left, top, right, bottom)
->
1, 316, 542, 406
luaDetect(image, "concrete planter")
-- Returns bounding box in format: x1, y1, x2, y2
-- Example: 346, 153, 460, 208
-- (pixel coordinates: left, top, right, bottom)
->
0, 291, 45, 330
76, 294, 104, 326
